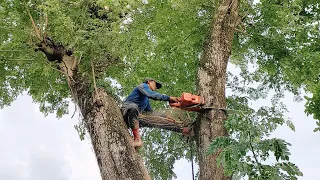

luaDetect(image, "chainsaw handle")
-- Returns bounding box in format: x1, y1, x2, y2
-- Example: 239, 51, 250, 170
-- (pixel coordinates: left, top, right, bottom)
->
169, 102, 181, 107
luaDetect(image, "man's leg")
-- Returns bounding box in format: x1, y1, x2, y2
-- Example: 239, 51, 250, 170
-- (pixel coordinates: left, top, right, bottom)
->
132, 118, 143, 147
123, 104, 143, 148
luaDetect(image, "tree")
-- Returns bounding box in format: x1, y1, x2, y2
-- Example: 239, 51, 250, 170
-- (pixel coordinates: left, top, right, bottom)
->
118, 0, 315, 179
1, 0, 318, 179
1, 0, 150, 179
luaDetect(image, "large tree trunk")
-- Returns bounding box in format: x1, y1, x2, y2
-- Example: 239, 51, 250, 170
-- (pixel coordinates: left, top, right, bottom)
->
67, 58, 151, 180
195, 1, 239, 180
37, 40, 151, 180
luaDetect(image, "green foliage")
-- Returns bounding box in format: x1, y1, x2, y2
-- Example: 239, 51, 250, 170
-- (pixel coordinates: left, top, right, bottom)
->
207, 95, 303, 179
114, 0, 211, 96
1, 0, 319, 179
231, 0, 320, 129
305, 85, 320, 131
0, 0, 134, 115
141, 128, 192, 180
74, 119, 86, 141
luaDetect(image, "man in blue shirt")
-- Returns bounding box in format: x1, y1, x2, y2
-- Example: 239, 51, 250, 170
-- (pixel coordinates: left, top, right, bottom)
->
121, 78, 180, 148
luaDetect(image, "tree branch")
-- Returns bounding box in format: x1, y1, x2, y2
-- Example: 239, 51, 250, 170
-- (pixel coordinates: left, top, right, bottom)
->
43, 13, 48, 39
91, 59, 99, 97
0, 50, 22, 52
248, 131, 263, 175
0, 58, 34, 61
23, 0, 42, 40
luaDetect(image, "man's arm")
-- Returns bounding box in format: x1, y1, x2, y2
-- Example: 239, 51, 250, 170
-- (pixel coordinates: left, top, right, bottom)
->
137, 83, 170, 101
145, 102, 153, 112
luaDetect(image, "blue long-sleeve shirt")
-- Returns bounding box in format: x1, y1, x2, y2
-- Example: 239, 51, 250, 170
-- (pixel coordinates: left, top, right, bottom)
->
124, 83, 170, 112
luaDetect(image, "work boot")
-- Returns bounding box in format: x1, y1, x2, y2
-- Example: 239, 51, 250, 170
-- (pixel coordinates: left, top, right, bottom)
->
182, 127, 189, 136
182, 127, 194, 136
132, 128, 143, 148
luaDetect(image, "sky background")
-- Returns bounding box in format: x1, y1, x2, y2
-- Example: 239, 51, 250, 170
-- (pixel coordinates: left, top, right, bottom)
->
0, 90, 320, 180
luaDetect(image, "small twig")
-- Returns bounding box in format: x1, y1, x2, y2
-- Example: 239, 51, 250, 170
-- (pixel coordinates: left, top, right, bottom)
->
0, 59, 34, 61
186, 111, 192, 121
91, 59, 99, 98
45, 13, 48, 30
43, 13, 48, 39
71, 104, 77, 118
0, 50, 22, 52
248, 131, 263, 174
45, 61, 67, 76
78, 55, 82, 65
190, 140, 195, 180
23, 0, 42, 40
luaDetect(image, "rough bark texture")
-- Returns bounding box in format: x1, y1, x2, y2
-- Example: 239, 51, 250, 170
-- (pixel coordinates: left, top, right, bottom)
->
79, 88, 150, 180
38, 42, 151, 180
195, 0, 239, 180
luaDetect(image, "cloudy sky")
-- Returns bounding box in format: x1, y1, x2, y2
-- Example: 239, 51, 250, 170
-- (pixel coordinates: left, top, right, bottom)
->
0, 91, 319, 180
0, 95, 101, 180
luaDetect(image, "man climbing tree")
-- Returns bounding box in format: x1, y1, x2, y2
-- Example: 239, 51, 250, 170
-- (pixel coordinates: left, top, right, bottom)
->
1, 0, 318, 179
121, 78, 180, 147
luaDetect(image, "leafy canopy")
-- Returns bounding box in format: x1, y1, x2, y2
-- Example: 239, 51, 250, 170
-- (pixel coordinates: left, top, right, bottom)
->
1, 0, 319, 179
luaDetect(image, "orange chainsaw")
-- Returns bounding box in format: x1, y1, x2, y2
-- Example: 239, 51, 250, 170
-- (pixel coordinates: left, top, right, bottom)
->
169, 93, 205, 112
170, 93, 236, 113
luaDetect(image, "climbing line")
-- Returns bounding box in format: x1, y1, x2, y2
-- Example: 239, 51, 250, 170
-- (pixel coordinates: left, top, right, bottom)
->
190, 137, 195, 180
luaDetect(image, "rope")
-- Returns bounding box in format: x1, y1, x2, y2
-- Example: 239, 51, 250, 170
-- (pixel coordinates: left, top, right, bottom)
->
190, 139, 195, 180
137, 115, 186, 133
139, 115, 184, 124
180, 103, 246, 115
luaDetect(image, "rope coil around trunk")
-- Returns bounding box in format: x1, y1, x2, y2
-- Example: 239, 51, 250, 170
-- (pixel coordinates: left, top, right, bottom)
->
138, 114, 186, 133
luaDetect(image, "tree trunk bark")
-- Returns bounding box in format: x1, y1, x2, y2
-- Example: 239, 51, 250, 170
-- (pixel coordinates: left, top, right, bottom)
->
66, 58, 151, 180
38, 41, 151, 179
195, 1, 239, 180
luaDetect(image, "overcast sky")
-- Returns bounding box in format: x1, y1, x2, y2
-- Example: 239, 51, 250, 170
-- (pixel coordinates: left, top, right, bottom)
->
0, 91, 319, 180
0, 95, 101, 180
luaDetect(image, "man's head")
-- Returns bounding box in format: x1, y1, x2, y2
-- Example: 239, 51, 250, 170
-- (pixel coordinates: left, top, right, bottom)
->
144, 78, 162, 91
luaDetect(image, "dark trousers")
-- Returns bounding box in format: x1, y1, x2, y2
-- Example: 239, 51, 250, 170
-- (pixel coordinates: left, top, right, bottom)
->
121, 103, 139, 128
121, 103, 169, 129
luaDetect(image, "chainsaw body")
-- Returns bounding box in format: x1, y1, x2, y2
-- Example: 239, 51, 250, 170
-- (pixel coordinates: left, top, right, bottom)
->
170, 93, 204, 111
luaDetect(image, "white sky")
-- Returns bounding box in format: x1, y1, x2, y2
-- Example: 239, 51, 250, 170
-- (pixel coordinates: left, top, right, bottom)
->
0, 95, 101, 180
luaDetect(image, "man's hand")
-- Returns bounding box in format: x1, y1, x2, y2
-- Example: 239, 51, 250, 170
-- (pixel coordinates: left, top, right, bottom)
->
169, 96, 181, 103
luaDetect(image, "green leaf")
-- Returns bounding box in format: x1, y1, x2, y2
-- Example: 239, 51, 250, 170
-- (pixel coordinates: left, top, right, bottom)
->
286, 120, 296, 131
